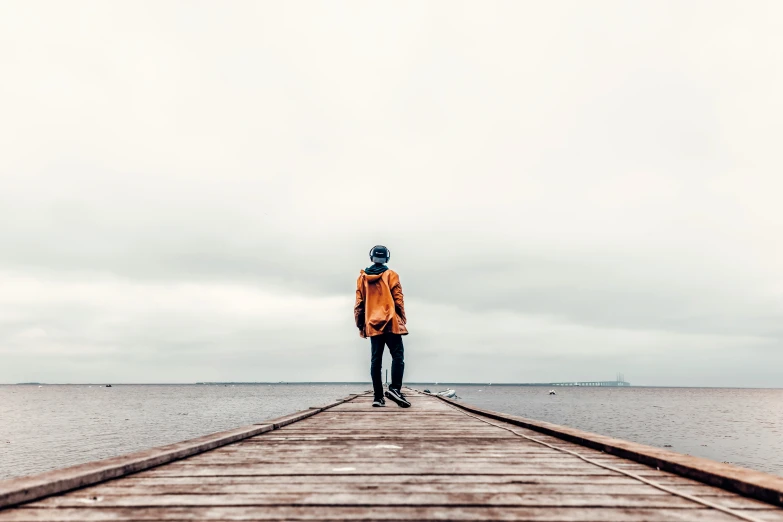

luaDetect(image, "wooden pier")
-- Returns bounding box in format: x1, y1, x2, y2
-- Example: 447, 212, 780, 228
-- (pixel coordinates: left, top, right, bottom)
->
2, 390, 783, 521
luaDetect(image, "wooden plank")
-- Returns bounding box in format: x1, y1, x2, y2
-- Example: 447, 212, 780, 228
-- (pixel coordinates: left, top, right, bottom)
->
215, 451, 604, 461
180, 448, 610, 461
31, 492, 711, 508
72, 482, 747, 498
176, 452, 615, 462
253, 431, 514, 441
141, 464, 679, 477
232, 439, 612, 455
220, 442, 589, 452
0, 505, 752, 521
148, 460, 617, 471
90, 474, 706, 486
70, 483, 678, 495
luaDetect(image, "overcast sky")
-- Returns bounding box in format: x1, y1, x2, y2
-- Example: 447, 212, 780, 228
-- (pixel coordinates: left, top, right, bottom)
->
1, 1, 781, 386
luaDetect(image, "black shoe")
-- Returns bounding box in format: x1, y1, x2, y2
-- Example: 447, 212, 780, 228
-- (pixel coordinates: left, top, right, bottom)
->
385, 388, 411, 408
372, 397, 385, 407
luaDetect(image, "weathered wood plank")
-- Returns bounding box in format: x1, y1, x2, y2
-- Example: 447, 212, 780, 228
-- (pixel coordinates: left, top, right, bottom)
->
141, 465, 683, 477
218, 445, 592, 455
167, 458, 660, 473
179, 454, 614, 465
214, 452, 607, 462
73, 482, 746, 498
276, 426, 511, 431
31, 492, 712, 508
231, 440, 613, 456
92, 474, 709, 486
0, 506, 753, 521
32, 491, 779, 510
70, 483, 680, 495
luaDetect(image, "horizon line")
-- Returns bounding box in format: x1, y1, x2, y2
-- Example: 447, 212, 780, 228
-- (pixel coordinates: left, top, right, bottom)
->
3, 381, 782, 389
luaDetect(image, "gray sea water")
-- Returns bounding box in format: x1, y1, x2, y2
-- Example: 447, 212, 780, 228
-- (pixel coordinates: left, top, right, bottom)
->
1, 384, 781, 480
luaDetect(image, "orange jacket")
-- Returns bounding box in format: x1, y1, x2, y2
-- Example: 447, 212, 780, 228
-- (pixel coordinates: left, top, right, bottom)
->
354, 269, 408, 338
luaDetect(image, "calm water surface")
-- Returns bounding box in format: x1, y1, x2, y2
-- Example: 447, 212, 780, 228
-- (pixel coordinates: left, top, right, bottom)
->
1, 384, 781, 480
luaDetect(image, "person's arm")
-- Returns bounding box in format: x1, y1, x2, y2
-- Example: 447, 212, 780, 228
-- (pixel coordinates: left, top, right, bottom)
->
354, 274, 365, 334
390, 272, 406, 325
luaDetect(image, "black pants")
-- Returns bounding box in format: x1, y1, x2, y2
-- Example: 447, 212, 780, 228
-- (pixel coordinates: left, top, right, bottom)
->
370, 332, 405, 399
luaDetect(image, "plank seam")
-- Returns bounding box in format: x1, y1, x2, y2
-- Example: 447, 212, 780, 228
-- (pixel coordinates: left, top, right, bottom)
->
12, 503, 747, 510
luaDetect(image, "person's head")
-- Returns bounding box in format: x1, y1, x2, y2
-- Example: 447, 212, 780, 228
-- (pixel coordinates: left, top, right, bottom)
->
369, 245, 390, 265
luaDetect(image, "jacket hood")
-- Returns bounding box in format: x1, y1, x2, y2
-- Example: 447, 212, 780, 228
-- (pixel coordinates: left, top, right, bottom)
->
364, 272, 384, 283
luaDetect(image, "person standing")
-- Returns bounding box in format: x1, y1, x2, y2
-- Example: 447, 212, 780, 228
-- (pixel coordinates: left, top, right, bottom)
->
354, 245, 410, 408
